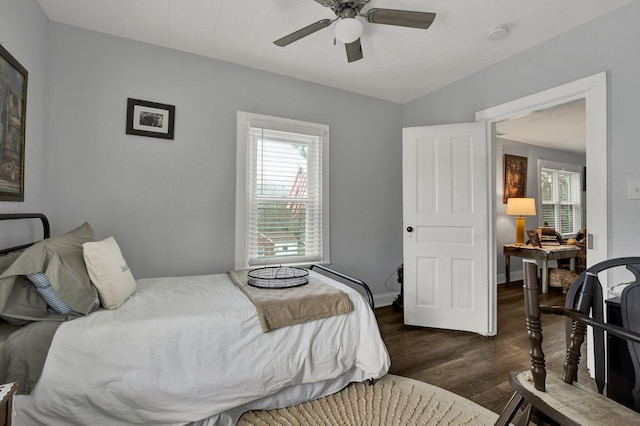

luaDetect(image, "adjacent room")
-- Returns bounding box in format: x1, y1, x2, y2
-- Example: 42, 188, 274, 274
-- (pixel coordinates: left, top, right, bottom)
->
2, 0, 640, 424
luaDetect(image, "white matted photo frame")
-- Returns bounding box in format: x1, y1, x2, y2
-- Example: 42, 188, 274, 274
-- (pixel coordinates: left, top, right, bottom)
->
0, 43, 28, 202
126, 98, 175, 140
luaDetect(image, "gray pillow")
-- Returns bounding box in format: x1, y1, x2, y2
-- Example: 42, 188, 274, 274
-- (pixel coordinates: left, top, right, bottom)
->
1, 250, 50, 325
0, 223, 100, 323
0, 275, 50, 325
0, 250, 24, 274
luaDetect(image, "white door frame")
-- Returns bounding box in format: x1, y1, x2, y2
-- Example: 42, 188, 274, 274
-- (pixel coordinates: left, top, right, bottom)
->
475, 72, 608, 333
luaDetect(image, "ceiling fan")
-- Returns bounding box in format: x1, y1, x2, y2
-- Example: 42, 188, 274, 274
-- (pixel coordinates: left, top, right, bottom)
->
274, 0, 436, 63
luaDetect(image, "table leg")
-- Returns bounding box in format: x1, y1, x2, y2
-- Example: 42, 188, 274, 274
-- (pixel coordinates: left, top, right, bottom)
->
570, 258, 576, 273
541, 260, 548, 294
505, 255, 511, 286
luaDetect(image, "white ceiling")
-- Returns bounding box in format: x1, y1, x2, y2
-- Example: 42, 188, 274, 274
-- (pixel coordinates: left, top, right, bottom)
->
36, 0, 633, 104
496, 99, 586, 154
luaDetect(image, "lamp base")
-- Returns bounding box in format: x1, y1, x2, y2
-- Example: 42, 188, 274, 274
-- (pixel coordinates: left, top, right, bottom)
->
515, 216, 525, 245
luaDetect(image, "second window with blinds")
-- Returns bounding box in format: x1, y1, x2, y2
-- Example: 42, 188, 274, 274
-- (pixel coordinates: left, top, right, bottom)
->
235, 112, 330, 269
538, 159, 583, 238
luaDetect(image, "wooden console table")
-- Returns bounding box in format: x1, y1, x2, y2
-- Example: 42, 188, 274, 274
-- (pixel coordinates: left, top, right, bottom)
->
504, 244, 579, 293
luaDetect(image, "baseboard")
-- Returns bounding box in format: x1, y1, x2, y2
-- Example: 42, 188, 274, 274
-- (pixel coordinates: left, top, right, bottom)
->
377, 274, 526, 307
374, 292, 399, 308
497, 270, 524, 284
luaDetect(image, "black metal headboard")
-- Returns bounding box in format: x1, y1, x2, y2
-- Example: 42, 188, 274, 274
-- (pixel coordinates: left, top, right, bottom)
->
0, 213, 50, 255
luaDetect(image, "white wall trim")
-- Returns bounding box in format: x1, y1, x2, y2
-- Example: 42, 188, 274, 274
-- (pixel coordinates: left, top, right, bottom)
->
374, 292, 400, 308
476, 72, 607, 373
496, 271, 523, 285
476, 71, 607, 267
235, 111, 331, 270
476, 72, 606, 122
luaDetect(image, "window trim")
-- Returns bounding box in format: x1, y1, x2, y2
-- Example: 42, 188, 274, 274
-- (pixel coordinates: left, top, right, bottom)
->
537, 159, 583, 237
235, 111, 330, 270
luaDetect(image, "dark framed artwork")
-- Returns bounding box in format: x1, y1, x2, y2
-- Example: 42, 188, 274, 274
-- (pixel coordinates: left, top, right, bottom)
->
503, 154, 527, 204
0, 44, 28, 202
126, 98, 175, 140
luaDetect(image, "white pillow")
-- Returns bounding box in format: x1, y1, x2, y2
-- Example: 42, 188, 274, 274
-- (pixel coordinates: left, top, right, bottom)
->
83, 237, 136, 309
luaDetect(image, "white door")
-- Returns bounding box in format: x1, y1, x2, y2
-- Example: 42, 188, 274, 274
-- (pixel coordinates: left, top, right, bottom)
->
402, 122, 494, 336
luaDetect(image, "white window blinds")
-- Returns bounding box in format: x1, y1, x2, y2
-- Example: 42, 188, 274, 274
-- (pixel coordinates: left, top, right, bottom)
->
235, 112, 329, 269
539, 163, 582, 236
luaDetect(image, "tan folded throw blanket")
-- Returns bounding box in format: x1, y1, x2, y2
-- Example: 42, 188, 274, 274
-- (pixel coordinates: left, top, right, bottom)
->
227, 270, 352, 332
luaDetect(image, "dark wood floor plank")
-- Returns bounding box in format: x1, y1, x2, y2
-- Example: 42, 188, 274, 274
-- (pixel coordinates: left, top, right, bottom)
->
375, 283, 593, 414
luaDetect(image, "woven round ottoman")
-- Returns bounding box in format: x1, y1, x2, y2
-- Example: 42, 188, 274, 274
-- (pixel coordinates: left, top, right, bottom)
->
548, 268, 579, 293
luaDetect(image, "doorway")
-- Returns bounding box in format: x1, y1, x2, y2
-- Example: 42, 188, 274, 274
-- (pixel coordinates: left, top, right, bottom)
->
476, 71, 608, 334
494, 98, 586, 284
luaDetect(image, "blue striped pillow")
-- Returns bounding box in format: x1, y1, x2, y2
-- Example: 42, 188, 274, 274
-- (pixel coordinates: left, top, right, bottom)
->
26, 272, 73, 315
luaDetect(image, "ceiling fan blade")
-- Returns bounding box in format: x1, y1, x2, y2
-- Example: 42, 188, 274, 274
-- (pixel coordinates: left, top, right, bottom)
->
365, 8, 436, 29
312, 0, 334, 6
274, 19, 332, 47
345, 38, 363, 63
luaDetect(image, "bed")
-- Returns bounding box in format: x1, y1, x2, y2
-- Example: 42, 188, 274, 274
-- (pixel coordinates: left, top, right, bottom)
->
0, 213, 390, 426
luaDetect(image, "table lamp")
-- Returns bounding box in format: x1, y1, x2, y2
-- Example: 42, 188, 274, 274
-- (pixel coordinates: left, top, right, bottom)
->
506, 198, 536, 245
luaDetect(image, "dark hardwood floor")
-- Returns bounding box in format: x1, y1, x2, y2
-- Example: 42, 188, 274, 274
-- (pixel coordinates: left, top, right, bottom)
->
375, 282, 594, 415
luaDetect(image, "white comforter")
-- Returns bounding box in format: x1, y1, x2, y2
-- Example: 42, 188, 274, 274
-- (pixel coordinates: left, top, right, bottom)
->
13, 271, 390, 425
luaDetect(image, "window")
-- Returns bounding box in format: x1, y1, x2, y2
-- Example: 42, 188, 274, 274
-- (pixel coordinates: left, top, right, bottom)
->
538, 160, 583, 237
235, 112, 329, 269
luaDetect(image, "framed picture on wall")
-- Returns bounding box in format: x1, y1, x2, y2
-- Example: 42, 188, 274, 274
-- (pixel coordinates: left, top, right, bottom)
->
503, 154, 527, 204
0, 43, 28, 202
126, 98, 175, 140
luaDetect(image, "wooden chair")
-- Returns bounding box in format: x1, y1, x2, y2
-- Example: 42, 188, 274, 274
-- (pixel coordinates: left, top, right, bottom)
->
495, 257, 640, 426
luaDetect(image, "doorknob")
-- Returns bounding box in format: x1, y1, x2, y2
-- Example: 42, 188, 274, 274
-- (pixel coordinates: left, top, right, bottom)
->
406, 226, 414, 233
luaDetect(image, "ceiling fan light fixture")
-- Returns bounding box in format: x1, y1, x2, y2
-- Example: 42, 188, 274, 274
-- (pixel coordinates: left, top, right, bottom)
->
335, 17, 363, 44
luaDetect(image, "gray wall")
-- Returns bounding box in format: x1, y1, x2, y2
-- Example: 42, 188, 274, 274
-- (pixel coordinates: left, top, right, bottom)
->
0, 0, 404, 300
41, 23, 404, 297
496, 138, 586, 282
404, 0, 640, 271
4, 0, 640, 300
0, 0, 50, 246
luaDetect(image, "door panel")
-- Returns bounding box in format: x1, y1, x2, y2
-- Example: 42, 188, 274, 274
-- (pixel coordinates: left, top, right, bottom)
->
403, 122, 493, 336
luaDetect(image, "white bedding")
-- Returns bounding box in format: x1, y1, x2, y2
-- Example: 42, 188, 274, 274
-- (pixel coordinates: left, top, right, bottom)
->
13, 271, 390, 425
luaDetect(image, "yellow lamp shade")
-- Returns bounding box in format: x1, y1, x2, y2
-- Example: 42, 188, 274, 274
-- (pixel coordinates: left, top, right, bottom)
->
506, 197, 536, 216
506, 198, 536, 245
